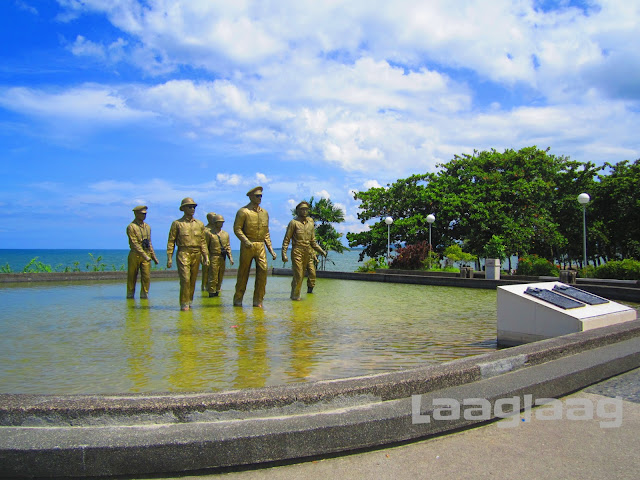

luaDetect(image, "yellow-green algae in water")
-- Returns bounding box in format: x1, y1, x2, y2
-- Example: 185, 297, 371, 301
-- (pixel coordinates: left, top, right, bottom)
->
0, 276, 498, 394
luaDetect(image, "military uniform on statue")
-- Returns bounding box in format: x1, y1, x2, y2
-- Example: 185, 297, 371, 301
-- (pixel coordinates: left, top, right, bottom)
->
282, 201, 326, 300
201, 212, 216, 292
166, 198, 209, 311
126, 205, 159, 299
233, 186, 277, 307
205, 214, 234, 297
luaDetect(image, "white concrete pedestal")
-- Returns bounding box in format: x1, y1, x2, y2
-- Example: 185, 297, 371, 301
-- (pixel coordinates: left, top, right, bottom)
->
497, 281, 637, 346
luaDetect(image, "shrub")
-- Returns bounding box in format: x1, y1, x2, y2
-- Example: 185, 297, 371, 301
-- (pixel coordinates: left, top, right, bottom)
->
390, 241, 430, 270
22, 257, 52, 273
593, 259, 640, 280
356, 256, 388, 272
516, 254, 559, 276
578, 265, 596, 279
422, 250, 440, 270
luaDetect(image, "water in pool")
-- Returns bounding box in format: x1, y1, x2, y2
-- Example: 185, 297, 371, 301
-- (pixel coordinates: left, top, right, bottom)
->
0, 276, 498, 394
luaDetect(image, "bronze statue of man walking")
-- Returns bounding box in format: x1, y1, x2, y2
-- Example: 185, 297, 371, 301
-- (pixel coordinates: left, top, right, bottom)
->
167, 198, 209, 311
126, 205, 159, 299
205, 214, 234, 297
282, 201, 326, 300
233, 186, 277, 307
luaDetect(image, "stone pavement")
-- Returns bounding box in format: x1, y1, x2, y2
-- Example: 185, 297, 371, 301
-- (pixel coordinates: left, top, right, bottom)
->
137, 368, 640, 480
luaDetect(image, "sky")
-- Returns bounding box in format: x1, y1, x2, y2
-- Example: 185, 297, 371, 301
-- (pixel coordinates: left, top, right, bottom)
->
0, 0, 639, 250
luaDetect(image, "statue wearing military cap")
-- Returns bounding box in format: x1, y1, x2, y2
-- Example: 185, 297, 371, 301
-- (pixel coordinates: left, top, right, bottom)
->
204, 212, 234, 297
167, 197, 209, 311
282, 200, 327, 300
126, 205, 159, 299
233, 186, 277, 307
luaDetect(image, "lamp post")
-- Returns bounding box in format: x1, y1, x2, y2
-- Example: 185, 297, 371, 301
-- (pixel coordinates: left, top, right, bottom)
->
577, 193, 590, 268
384, 217, 393, 265
426, 214, 435, 250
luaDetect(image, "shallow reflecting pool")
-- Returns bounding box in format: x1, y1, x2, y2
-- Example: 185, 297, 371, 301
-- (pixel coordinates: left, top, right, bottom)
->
0, 276, 499, 394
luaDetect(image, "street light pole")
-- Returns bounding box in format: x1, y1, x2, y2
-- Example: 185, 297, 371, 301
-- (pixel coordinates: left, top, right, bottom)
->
577, 193, 590, 268
426, 214, 435, 250
384, 217, 393, 265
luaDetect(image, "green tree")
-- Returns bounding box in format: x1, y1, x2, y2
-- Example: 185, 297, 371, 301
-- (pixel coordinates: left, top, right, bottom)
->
430, 147, 569, 265
348, 147, 573, 269
347, 147, 638, 270
293, 197, 348, 270
592, 159, 640, 261
443, 244, 476, 268
346, 173, 439, 261
548, 159, 601, 268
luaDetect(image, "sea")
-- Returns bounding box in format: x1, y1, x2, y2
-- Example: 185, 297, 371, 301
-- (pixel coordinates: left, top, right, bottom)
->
0, 248, 370, 273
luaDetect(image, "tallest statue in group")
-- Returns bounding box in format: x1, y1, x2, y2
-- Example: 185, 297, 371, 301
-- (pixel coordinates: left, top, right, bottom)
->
232, 186, 277, 308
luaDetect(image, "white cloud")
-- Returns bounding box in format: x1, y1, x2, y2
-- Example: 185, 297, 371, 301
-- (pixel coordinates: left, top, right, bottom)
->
255, 172, 269, 184
216, 173, 242, 186
16, 0, 38, 15
3, 0, 636, 173
70, 35, 105, 58
0, 85, 154, 123
363, 180, 382, 189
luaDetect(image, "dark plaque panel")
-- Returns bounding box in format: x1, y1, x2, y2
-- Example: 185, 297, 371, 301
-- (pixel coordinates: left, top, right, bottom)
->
524, 287, 585, 309
553, 284, 609, 305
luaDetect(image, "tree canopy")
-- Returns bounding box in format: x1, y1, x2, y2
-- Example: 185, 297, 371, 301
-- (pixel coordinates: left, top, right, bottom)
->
347, 147, 639, 267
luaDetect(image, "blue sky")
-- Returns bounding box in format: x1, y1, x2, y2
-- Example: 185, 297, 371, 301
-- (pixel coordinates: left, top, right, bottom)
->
1, 0, 639, 249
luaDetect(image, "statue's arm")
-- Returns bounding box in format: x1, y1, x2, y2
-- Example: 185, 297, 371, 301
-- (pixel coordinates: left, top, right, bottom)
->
223, 233, 234, 263
281, 221, 294, 262
264, 213, 277, 259
166, 221, 177, 267
147, 225, 159, 263
233, 209, 252, 248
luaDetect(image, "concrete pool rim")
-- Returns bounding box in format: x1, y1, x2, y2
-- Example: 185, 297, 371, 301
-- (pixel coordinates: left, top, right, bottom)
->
1, 270, 639, 477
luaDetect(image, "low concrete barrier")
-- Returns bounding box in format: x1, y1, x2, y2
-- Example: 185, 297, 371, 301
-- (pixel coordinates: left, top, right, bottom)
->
0, 269, 244, 283
272, 268, 640, 302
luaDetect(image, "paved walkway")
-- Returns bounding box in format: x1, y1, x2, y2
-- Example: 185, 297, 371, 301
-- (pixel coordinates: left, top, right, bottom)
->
138, 368, 640, 480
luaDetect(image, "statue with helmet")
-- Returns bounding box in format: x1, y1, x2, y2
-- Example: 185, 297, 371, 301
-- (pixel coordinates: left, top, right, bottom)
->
233, 186, 277, 307
126, 205, 159, 299
201, 212, 216, 292
167, 197, 209, 311
204, 213, 234, 297
282, 201, 327, 300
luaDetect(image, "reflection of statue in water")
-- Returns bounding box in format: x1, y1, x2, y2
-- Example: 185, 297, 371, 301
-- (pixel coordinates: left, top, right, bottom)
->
166, 198, 209, 311
233, 186, 277, 307
282, 201, 327, 300
205, 214, 234, 297
201, 213, 216, 292
126, 205, 159, 299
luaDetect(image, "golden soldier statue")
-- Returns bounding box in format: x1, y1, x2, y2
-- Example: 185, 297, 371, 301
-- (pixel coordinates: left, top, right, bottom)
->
282, 201, 326, 300
167, 198, 209, 311
126, 205, 159, 299
233, 186, 277, 307
201, 212, 216, 292
205, 214, 234, 297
